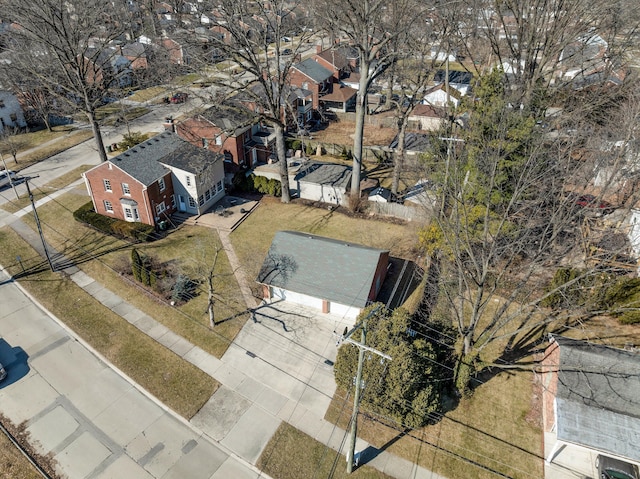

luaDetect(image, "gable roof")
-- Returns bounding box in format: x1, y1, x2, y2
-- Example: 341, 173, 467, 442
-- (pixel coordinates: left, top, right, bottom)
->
107, 132, 222, 182
294, 58, 332, 83
552, 335, 640, 462
256, 230, 388, 307
200, 102, 258, 136
315, 48, 349, 70
389, 133, 431, 152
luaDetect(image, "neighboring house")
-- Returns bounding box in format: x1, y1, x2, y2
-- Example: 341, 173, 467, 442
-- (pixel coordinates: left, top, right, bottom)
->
423, 83, 463, 108
292, 161, 352, 206
313, 45, 351, 81
433, 70, 473, 96
289, 58, 333, 109
121, 42, 148, 70
0, 90, 27, 131
256, 230, 390, 318
175, 102, 273, 181
84, 46, 133, 88
368, 186, 392, 203
541, 336, 640, 470
389, 132, 432, 156
408, 104, 446, 131
160, 37, 188, 65
319, 85, 357, 113
558, 33, 609, 82
83, 132, 225, 225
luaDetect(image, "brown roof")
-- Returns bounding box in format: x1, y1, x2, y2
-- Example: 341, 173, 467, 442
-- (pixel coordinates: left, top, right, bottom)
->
320, 86, 357, 102
410, 104, 445, 118
315, 49, 348, 70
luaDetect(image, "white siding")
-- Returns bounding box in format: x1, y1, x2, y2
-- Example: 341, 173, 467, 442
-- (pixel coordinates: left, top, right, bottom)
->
271, 287, 324, 310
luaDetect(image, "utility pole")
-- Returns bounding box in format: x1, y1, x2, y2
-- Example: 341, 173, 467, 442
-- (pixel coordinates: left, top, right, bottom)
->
23, 176, 55, 272
337, 306, 391, 473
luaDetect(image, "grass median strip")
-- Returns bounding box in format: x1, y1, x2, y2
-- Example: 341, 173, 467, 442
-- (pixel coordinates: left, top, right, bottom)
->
257, 422, 393, 479
0, 227, 218, 419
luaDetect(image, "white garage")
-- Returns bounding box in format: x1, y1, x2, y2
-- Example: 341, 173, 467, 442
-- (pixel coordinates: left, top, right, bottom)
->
257, 231, 390, 320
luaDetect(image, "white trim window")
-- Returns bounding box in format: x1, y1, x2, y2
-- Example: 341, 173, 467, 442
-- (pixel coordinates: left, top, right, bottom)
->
158, 177, 165, 192
104, 200, 113, 212
215, 135, 222, 146
186, 175, 191, 186
216, 180, 223, 192
198, 194, 204, 206
103, 179, 112, 192
156, 202, 166, 214
188, 196, 196, 208
124, 206, 133, 220
122, 182, 130, 195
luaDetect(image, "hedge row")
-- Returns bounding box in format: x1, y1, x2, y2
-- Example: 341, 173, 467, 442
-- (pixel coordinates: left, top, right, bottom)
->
73, 202, 156, 242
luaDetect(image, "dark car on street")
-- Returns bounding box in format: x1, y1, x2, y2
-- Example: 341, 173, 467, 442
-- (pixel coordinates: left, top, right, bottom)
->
596, 455, 639, 479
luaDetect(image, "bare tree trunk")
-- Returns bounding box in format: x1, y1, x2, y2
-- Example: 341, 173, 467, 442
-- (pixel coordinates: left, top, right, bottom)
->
207, 271, 215, 328
274, 123, 291, 203
87, 111, 108, 163
350, 63, 369, 205
391, 116, 408, 195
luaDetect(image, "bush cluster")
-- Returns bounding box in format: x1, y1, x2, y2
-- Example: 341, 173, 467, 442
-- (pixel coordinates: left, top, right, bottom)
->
73, 201, 155, 241
232, 173, 281, 196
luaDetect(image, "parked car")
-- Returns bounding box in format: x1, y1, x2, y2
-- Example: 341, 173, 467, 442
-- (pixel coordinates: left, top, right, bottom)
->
574, 194, 614, 214
169, 92, 188, 104
0, 169, 17, 188
282, 48, 293, 56
596, 455, 639, 479
0, 362, 6, 382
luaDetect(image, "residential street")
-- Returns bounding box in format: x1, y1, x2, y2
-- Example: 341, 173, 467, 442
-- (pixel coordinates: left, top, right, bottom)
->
0, 268, 265, 479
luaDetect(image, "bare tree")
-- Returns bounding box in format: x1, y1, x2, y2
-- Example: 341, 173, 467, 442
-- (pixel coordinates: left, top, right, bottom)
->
0, 126, 22, 166
315, 0, 420, 206
185, 0, 315, 203
419, 69, 640, 392
2, 0, 136, 163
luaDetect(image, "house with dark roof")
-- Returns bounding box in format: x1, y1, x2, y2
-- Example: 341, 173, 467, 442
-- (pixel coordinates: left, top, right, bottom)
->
83, 132, 225, 225
541, 335, 640, 473
292, 161, 352, 206
289, 58, 333, 109
257, 231, 389, 318
175, 102, 273, 180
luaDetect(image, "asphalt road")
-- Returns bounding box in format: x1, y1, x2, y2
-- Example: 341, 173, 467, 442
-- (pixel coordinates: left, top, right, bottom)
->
0, 268, 264, 479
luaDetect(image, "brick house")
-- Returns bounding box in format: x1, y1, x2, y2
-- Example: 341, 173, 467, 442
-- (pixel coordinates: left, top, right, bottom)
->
540, 335, 640, 471
289, 58, 333, 110
313, 45, 351, 81
174, 102, 274, 181
83, 132, 225, 226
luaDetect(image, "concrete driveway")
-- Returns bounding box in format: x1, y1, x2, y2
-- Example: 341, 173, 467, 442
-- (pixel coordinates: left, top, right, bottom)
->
0, 269, 265, 479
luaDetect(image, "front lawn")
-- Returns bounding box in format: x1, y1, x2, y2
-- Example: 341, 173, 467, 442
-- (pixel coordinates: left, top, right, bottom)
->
17, 191, 248, 359
0, 227, 218, 419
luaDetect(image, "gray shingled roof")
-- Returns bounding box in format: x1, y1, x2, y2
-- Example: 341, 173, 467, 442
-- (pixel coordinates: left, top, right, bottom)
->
294, 161, 351, 189
294, 58, 332, 83
110, 132, 222, 183
554, 336, 640, 462
201, 102, 258, 136
256, 231, 388, 307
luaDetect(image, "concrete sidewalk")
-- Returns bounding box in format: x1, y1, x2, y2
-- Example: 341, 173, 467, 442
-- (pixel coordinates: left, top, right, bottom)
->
6, 215, 446, 479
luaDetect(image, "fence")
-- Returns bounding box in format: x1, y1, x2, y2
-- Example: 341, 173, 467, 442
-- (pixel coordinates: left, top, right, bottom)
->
367, 201, 430, 222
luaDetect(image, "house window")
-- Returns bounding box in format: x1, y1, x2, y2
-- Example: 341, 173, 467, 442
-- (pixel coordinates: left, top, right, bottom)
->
202, 138, 209, 148
171, 195, 176, 208
224, 152, 233, 163
205, 189, 211, 201
156, 202, 166, 214
215, 136, 222, 146
188, 196, 196, 208
158, 177, 165, 191
198, 194, 204, 206
104, 200, 113, 212
124, 207, 133, 219
302, 82, 308, 90
216, 180, 223, 192
133, 208, 139, 221
186, 175, 191, 186
103, 179, 112, 192
122, 182, 130, 195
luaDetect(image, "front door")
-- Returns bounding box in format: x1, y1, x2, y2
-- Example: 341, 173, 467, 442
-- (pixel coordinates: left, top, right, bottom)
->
178, 195, 186, 212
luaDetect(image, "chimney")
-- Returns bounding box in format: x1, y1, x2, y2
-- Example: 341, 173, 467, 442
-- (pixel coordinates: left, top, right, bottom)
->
163, 116, 175, 132
316, 45, 322, 54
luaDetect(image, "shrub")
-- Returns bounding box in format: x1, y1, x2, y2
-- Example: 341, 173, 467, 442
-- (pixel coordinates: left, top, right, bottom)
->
291, 139, 301, 151
73, 202, 155, 242
601, 277, 640, 324
172, 274, 196, 302
131, 248, 142, 282
119, 131, 147, 150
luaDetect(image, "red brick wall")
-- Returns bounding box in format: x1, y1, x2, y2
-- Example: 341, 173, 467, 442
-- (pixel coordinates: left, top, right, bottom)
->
176, 118, 246, 170
289, 69, 322, 109
85, 163, 175, 226
540, 340, 560, 432
368, 251, 390, 302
